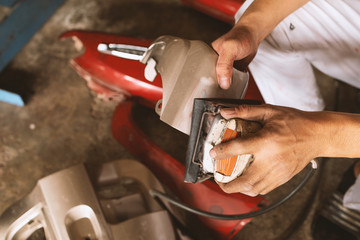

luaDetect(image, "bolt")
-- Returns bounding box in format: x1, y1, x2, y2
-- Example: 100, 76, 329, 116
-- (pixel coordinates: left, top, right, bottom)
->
290, 23, 295, 30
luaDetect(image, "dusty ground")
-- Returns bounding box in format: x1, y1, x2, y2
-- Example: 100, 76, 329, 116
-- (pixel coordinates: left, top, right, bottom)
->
0, 0, 359, 239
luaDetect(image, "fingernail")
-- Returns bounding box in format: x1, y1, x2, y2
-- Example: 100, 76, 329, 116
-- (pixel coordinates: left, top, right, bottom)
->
220, 76, 230, 89
209, 149, 216, 158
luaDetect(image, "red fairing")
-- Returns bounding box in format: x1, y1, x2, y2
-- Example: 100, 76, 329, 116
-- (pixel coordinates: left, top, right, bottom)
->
245, 71, 264, 102
112, 101, 264, 239
60, 31, 162, 106
181, 0, 244, 24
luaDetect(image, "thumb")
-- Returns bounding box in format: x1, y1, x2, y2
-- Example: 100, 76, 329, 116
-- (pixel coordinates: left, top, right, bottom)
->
216, 49, 236, 90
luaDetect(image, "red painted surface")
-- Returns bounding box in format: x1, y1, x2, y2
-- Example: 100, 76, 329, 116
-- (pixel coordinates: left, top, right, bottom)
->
181, 0, 244, 24
112, 101, 264, 239
245, 71, 264, 103
60, 31, 162, 106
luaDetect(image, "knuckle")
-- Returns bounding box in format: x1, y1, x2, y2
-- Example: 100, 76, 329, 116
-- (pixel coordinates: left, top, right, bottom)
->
216, 61, 233, 72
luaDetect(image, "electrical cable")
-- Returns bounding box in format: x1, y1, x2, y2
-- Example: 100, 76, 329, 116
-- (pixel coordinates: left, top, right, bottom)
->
149, 160, 317, 220
152, 191, 198, 240
277, 158, 325, 240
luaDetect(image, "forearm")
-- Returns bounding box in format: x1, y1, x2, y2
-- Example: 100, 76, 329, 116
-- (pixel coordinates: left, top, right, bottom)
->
315, 111, 360, 158
236, 0, 310, 43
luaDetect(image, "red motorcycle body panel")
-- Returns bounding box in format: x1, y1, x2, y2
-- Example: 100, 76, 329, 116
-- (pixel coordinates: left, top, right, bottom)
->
60, 31, 163, 106
181, 0, 244, 24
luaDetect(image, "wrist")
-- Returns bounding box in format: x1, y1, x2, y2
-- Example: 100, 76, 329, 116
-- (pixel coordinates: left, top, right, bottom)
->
233, 16, 264, 45
311, 111, 360, 158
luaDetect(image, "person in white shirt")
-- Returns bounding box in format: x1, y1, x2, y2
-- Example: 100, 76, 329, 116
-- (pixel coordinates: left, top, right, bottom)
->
210, 0, 360, 237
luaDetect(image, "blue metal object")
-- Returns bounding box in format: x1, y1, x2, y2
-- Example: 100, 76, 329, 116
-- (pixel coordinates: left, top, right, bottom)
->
0, 0, 64, 106
0, 0, 18, 7
0, 0, 65, 73
0, 89, 24, 106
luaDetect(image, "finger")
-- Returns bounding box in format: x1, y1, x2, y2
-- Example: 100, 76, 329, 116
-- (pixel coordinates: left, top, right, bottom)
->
257, 173, 282, 196
220, 104, 273, 122
217, 177, 259, 196
211, 38, 234, 89
217, 164, 268, 196
258, 164, 296, 195
258, 176, 287, 195
259, 182, 280, 196
217, 181, 258, 196
220, 108, 238, 119
216, 47, 237, 89
210, 133, 263, 160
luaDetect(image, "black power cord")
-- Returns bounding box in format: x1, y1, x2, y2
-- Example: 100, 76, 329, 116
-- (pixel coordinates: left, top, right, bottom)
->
277, 158, 325, 240
149, 160, 317, 220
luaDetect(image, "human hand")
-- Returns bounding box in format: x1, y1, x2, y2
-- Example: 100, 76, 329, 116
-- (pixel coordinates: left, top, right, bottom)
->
211, 25, 258, 89
209, 104, 325, 196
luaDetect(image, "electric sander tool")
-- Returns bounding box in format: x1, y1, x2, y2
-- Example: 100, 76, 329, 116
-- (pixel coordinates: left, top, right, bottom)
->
185, 98, 261, 183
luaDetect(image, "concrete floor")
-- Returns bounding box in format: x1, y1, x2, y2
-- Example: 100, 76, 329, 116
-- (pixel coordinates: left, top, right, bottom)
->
0, 0, 359, 239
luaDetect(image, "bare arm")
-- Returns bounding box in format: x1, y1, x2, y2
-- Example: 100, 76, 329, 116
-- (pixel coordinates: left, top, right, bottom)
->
212, 0, 310, 89
209, 105, 360, 196
239, 0, 310, 43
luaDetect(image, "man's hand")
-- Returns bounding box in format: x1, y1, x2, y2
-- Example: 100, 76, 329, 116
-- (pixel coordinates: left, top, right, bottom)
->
211, 25, 258, 89
211, 0, 311, 90
209, 104, 325, 196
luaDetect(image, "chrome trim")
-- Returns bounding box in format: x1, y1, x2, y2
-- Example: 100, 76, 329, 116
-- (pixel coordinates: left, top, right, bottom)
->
97, 43, 147, 61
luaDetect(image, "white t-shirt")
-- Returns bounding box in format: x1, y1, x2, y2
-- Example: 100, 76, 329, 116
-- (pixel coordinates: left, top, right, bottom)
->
235, 0, 360, 111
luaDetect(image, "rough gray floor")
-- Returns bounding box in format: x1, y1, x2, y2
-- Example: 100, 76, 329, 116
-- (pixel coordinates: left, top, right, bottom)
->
0, 0, 359, 239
